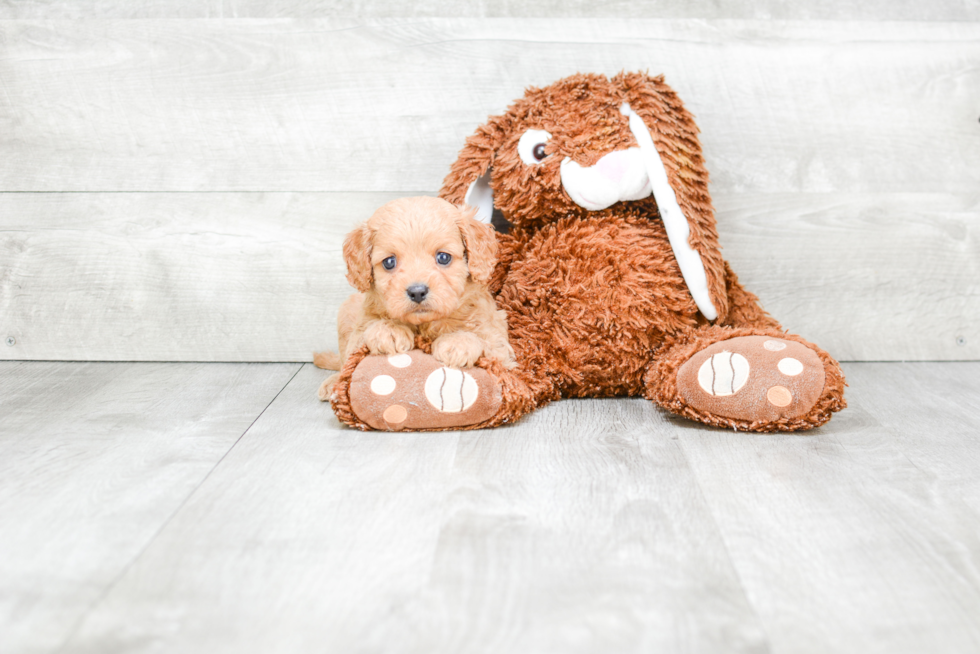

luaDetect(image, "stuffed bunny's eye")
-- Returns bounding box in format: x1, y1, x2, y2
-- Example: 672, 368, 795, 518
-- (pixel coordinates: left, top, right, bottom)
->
518, 129, 552, 165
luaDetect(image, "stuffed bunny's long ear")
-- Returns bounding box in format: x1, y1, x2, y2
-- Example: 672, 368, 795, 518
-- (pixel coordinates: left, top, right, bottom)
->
621, 102, 717, 321
440, 115, 513, 224
616, 73, 729, 322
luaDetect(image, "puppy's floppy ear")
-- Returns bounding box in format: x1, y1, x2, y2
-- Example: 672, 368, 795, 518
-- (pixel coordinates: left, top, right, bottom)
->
455, 205, 498, 284
342, 223, 373, 292
439, 114, 514, 224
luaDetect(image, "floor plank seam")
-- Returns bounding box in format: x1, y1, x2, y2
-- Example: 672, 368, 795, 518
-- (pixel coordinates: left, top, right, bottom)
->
672, 429, 776, 654
51, 362, 305, 653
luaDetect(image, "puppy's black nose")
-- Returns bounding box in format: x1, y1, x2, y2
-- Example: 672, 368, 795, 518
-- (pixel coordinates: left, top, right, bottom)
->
406, 283, 429, 304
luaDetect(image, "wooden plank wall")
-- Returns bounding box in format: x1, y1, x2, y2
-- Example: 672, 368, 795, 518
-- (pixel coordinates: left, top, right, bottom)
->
0, 7, 978, 361
2, 1, 979, 20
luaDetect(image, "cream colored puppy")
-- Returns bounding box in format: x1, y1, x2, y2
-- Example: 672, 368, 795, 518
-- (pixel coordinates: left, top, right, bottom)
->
318, 197, 515, 400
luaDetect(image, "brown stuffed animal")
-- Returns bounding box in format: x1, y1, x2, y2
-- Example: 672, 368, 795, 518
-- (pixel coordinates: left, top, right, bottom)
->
330, 72, 846, 432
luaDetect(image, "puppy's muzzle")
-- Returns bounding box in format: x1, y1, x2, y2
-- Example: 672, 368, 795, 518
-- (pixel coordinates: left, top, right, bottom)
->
406, 283, 429, 304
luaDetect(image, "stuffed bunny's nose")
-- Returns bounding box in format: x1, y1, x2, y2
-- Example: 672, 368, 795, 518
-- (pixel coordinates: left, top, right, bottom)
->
596, 150, 630, 183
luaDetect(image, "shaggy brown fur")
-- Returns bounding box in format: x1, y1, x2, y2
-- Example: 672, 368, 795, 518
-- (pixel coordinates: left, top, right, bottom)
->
318, 197, 514, 401
329, 73, 845, 432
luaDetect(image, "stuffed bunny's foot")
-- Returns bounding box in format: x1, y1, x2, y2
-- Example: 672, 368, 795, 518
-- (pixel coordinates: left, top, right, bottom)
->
677, 335, 824, 421
343, 350, 502, 431
650, 331, 845, 432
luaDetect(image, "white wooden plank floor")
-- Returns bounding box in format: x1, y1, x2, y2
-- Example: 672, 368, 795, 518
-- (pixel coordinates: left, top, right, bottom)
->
2, 361, 979, 653
0, 362, 302, 654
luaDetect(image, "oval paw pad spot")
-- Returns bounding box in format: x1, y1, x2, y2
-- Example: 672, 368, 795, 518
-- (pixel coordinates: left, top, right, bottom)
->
370, 374, 396, 395
767, 386, 793, 407
697, 351, 750, 396
387, 354, 412, 368
383, 404, 408, 425
425, 368, 479, 413
777, 357, 803, 376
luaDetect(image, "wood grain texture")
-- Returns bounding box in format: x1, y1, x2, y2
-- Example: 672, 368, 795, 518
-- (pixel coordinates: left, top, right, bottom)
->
715, 192, 980, 361
6, 361, 977, 653
674, 361, 980, 653
60, 364, 768, 654
1, 18, 977, 362
1, 0, 978, 20
0, 192, 401, 361
2, 192, 975, 362
0, 361, 299, 654
0, 20, 977, 194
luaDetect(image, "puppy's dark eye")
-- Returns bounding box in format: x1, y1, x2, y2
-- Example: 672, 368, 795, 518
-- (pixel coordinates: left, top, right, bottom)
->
436, 252, 452, 266
381, 256, 396, 270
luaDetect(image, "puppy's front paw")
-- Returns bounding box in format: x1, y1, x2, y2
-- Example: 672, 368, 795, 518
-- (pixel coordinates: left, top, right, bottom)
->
482, 342, 517, 369
432, 332, 485, 368
317, 373, 340, 402
363, 320, 414, 355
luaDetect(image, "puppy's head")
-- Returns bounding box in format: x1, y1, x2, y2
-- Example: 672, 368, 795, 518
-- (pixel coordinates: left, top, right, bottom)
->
344, 196, 497, 325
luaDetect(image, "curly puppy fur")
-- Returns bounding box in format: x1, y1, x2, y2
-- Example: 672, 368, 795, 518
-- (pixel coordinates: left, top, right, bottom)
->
319, 197, 515, 401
